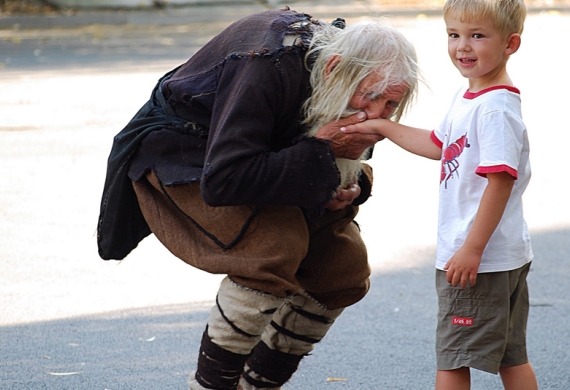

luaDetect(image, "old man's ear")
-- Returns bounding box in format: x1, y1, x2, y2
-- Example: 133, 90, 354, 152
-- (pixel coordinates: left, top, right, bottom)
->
324, 54, 342, 80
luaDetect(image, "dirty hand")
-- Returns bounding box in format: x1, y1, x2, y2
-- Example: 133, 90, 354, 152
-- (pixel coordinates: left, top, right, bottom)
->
325, 182, 361, 211
315, 112, 385, 160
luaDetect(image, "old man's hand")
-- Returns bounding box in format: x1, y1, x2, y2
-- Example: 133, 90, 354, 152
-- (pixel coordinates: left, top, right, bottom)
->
325, 182, 361, 211
315, 112, 385, 160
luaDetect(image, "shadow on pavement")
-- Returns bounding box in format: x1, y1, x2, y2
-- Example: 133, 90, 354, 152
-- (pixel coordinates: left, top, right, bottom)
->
1, 302, 210, 390
1, 228, 568, 390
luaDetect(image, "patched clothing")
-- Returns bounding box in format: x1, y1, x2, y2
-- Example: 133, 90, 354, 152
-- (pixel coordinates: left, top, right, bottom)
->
95, 9, 404, 389
97, 9, 372, 263
96, 9, 373, 309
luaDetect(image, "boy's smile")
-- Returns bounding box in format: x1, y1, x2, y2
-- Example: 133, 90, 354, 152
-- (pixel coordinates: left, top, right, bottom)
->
445, 13, 519, 92
457, 57, 477, 67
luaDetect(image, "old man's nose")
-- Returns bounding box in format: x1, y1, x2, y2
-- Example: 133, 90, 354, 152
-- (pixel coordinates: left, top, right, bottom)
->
361, 101, 377, 119
366, 101, 392, 119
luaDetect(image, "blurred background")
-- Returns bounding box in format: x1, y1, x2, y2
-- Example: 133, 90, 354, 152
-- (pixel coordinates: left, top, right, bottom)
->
1, 1, 569, 389
1, 0, 570, 14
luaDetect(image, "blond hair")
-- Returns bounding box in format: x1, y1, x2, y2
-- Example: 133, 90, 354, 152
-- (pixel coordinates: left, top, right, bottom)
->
443, 0, 526, 37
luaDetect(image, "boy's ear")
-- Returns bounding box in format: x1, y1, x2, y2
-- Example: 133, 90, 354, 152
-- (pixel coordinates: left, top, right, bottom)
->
505, 33, 521, 55
324, 54, 342, 80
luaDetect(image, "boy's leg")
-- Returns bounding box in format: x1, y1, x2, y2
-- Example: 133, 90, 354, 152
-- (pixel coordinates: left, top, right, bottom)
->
435, 368, 470, 390
499, 363, 538, 390
499, 263, 535, 390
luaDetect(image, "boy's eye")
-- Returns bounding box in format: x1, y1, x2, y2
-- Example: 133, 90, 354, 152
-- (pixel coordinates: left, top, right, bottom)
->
448, 33, 459, 39
473, 33, 484, 38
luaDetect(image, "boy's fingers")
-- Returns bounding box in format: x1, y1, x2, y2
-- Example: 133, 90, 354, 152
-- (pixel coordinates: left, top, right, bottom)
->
446, 268, 455, 285
338, 112, 367, 133
338, 111, 367, 126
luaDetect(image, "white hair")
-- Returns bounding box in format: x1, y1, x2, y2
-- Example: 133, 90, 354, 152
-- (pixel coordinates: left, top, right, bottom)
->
303, 19, 420, 189
304, 19, 419, 127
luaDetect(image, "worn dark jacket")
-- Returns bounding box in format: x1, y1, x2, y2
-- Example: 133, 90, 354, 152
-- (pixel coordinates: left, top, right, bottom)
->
97, 9, 371, 260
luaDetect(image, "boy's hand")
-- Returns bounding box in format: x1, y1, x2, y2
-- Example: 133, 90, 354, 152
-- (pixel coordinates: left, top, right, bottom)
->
444, 246, 482, 288
316, 112, 384, 160
444, 172, 515, 289
340, 118, 389, 135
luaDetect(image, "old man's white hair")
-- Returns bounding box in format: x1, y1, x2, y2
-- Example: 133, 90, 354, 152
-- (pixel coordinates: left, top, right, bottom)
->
303, 18, 420, 190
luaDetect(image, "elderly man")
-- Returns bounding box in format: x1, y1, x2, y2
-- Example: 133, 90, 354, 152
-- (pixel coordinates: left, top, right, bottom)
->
97, 7, 419, 390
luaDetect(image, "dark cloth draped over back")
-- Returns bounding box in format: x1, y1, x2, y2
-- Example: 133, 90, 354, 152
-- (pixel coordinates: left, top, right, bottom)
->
96, 9, 371, 260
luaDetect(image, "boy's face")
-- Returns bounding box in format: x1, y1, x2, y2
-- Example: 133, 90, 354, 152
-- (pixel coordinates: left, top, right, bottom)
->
445, 12, 512, 91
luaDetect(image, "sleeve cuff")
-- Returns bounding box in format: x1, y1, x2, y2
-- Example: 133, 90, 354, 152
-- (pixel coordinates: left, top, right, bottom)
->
476, 164, 518, 179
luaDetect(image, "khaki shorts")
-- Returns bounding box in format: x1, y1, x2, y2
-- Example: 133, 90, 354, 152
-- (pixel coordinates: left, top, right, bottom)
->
435, 262, 531, 374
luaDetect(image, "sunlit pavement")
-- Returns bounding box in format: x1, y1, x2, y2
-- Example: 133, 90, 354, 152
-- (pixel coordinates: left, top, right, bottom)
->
0, 6, 569, 389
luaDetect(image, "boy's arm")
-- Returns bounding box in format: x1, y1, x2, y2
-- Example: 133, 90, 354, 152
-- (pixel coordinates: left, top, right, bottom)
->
342, 119, 441, 160
444, 171, 515, 288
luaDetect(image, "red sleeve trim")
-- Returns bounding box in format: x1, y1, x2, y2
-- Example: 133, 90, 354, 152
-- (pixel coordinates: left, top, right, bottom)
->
476, 164, 518, 179
430, 130, 443, 149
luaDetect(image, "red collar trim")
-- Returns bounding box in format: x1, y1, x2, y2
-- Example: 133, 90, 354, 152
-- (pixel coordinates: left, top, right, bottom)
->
463, 85, 520, 99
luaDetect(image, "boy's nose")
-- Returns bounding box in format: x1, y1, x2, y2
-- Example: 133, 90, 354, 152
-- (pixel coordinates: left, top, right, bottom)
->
457, 37, 470, 52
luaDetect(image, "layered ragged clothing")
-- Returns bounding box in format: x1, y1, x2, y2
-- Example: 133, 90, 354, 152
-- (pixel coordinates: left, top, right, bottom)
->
97, 8, 373, 390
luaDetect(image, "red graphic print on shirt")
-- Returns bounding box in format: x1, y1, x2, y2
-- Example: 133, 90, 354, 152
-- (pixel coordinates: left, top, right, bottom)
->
441, 133, 470, 189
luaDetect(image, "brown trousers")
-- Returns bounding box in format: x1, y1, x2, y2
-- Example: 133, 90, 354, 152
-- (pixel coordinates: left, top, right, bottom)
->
132, 171, 370, 309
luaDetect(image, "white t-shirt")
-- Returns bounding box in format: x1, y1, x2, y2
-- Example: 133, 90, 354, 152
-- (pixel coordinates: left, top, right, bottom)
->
431, 86, 533, 273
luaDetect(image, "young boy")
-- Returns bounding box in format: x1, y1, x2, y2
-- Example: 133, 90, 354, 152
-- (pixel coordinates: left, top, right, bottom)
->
342, 0, 537, 389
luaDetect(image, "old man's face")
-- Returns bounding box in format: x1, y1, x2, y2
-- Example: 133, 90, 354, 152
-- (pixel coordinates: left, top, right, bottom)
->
348, 72, 409, 120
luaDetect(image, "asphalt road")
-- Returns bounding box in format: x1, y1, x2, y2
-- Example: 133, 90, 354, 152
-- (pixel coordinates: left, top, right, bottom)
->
1, 4, 569, 389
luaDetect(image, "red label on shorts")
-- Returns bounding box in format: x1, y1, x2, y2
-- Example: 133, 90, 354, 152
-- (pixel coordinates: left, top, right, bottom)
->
452, 316, 474, 326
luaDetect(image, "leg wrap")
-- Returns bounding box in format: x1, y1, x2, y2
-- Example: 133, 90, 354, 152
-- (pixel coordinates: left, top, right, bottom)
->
189, 329, 250, 390
262, 289, 344, 355
239, 342, 303, 389
208, 276, 284, 355
191, 276, 284, 389
239, 290, 344, 389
